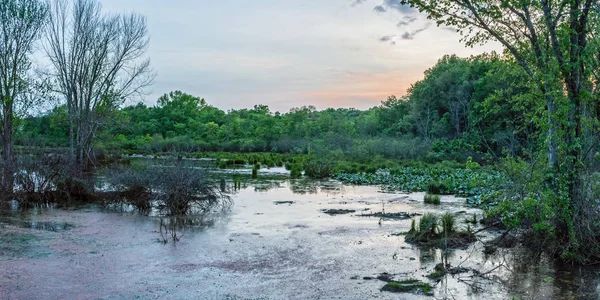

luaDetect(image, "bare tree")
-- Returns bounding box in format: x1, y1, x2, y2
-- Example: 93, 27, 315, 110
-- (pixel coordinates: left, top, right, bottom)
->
44, 0, 153, 170
0, 0, 48, 193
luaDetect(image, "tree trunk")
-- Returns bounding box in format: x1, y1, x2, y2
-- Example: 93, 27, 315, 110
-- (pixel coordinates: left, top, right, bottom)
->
1, 104, 14, 195
546, 94, 559, 184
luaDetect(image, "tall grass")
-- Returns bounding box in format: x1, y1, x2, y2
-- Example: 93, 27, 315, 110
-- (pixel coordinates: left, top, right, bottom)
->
424, 193, 441, 205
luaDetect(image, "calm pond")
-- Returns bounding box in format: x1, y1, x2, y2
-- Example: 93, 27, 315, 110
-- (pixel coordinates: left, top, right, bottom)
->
1, 175, 599, 299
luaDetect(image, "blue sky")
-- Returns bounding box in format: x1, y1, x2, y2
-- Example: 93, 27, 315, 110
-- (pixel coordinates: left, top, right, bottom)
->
100, 0, 500, 112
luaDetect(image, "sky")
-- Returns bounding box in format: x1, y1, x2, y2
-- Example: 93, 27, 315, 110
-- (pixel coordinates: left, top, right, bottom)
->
99, 0, 501, 112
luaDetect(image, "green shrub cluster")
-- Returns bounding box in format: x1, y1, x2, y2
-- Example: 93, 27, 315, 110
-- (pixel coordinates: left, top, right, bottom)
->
423, 193, 441, 205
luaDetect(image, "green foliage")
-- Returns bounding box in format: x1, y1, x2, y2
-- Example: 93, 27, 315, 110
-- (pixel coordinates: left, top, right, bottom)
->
406, 212, 475, 248
440, 213, 455, 234
251, 164, 259, 179
381, 279, 433, 296
303, 158, 335, 179
20, 53, 537, 164
336, 168, 504, 200
426, 182, 447, 194
418, 213, 438, 235
402, 0, 600, 264
423, 193, 441, 205
465, 157, 480, 169
290, 164, 302, 178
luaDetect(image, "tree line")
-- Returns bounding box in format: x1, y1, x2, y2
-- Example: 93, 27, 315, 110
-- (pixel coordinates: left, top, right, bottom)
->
19, 54, 535, 163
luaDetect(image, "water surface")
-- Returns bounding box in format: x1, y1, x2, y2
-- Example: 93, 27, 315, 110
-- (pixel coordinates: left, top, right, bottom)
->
0, 179, 598, 299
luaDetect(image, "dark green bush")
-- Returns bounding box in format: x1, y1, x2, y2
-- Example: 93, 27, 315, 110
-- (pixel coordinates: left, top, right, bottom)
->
304, 159, 335, 178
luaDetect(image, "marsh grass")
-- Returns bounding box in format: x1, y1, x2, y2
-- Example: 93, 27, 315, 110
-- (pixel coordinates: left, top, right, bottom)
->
406, 213, 475, 248
424, 193, 441, 205
441, 213, 455, 234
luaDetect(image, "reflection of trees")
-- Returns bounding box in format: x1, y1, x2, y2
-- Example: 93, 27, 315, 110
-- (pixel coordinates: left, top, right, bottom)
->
488, 249, 600, 299
159, 213, 229, 233
288, 179, 344, 195
252, 180, 283, 192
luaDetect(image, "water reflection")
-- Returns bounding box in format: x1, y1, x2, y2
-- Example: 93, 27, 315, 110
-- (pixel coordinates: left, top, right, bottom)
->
288, 179, 344, 195
0, 218, 75, 232
3, 173, 600, 299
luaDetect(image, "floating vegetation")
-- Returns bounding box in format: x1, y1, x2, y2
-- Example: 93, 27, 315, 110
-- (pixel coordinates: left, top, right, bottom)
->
381, 279, 433, 296
321, 209, 355, 215
357, 212, 416, 220
336, 168, 506, 206
426, 263, 448, 281
274, 201, 295, 205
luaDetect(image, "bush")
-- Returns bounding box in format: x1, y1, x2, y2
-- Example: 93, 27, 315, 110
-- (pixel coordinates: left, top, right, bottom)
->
105, 167, 153, 213
154, 162, 230, 215
290, 163, 303, 178
106, 160, 231, 215
304, 158, 335, 178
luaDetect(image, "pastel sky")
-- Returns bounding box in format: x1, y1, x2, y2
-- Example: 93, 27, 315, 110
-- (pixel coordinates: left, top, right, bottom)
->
100, 0, 501, 112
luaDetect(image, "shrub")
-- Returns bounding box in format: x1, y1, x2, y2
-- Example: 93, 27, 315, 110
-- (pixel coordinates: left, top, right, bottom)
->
155, 162, 230, 215
290, 163, 303, 178
105, 167, 153, 214
304, 158, 335, 178
106, 161, 231, 215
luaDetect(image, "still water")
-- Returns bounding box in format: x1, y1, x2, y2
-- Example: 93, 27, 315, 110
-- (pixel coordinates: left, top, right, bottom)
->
1, 178, 599, 299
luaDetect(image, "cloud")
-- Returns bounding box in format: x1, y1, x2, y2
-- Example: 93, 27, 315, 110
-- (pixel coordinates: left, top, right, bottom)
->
373, 5, 386, 13
351, 0, 368, 7
379, 35, 395, 42
377, 0, 416, 14
441, 27, 459, 33
399, 23, 431, 40
397, 16, 417, 27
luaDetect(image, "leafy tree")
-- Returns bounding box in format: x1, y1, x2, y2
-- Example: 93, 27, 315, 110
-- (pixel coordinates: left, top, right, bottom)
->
400, 0, 600, 262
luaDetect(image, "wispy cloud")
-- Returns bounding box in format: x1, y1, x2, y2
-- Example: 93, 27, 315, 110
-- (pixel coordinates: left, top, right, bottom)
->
399, 23, 431, 40
351, 0, 368, 7
373, 5, 386, 13
441, 27, 459, 33
397, 16, 417, 27
378, 0, 416, 14
380, 35, 395, 42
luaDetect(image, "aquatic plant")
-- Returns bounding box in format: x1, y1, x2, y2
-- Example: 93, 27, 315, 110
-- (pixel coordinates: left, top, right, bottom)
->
252, 164, 259, 178
290, 163, 303, 178
440, 213, 455, 234
303, 158, 335, 178
423, 193, 441, 205
409, 219, 417, 233
406, 212, 475, 249
419, 213, 438, 235
336, 167, 506, 206
381, 279, 433, 295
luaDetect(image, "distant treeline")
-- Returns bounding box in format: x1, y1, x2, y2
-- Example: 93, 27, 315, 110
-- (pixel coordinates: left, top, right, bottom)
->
18, 54, 536, 163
